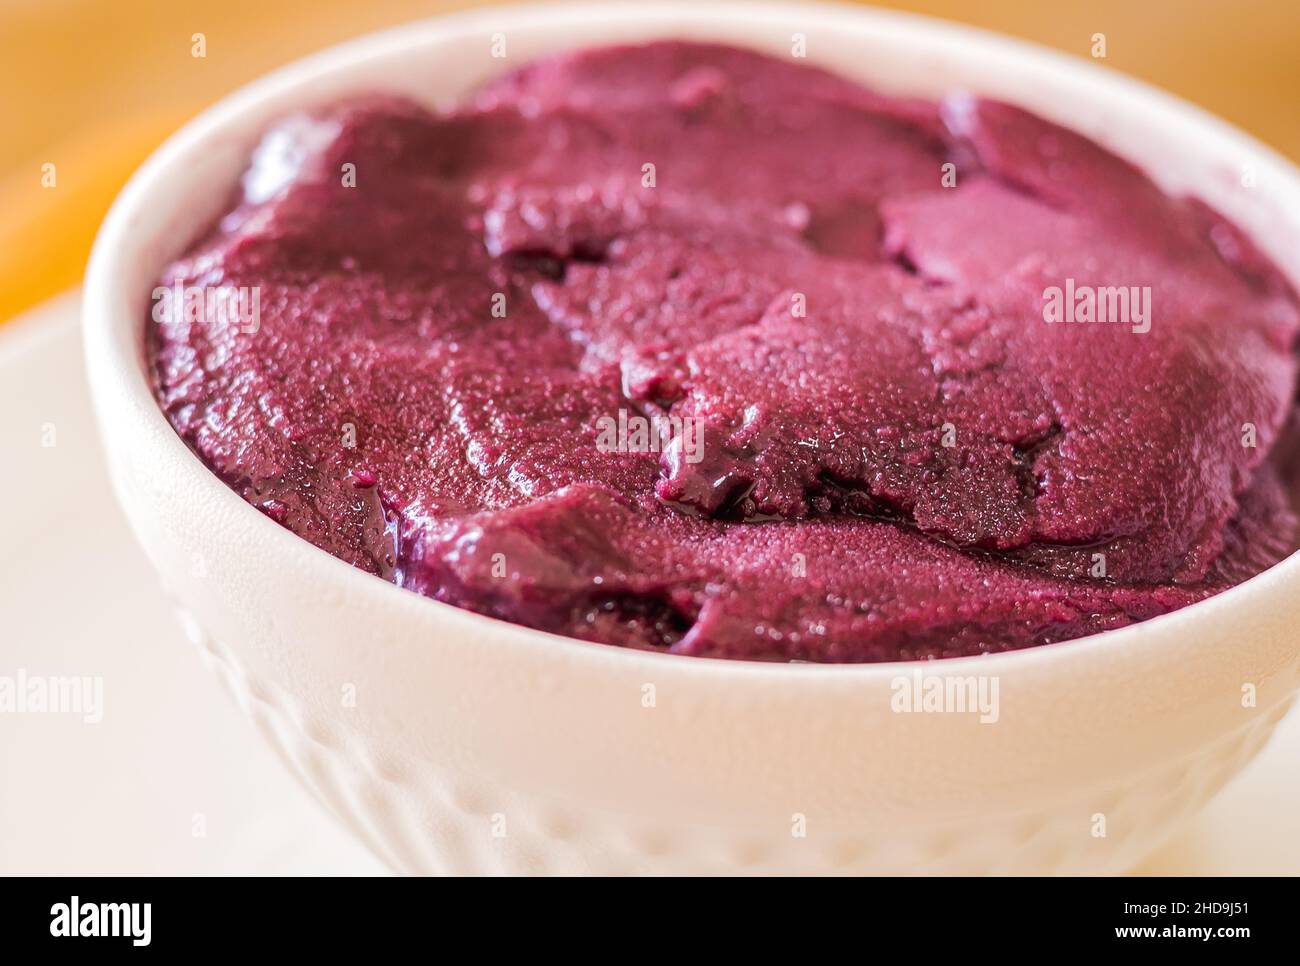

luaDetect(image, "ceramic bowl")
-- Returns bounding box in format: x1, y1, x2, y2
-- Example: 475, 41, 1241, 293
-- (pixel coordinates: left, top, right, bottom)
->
84, 1, 1300, 874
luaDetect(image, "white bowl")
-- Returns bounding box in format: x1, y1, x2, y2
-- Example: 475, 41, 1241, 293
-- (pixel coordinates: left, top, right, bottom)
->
84, 1, 1300, 874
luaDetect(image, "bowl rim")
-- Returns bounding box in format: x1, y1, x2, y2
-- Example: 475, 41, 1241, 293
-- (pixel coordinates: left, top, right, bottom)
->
83, 0, 1300, 682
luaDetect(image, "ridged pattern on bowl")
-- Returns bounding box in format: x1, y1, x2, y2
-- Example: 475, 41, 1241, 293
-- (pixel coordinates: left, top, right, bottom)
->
175, 606, 1293, 875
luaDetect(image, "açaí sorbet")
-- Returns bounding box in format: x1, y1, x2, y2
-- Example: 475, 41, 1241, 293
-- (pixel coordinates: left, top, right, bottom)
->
147, 43, 1300, 662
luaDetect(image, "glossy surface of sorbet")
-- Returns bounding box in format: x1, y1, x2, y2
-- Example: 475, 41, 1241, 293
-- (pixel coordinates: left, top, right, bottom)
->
150, 43, 1300, 661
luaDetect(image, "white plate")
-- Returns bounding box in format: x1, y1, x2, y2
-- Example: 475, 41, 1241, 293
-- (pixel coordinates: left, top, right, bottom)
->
1, 290, 1296, 875
0, 291, 383, 875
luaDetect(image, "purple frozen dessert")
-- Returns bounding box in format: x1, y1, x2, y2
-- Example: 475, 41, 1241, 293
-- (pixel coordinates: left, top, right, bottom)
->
148, 42, 1300, 661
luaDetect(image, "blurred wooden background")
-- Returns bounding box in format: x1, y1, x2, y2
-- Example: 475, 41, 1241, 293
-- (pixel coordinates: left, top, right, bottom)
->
2, 0, 1296, 323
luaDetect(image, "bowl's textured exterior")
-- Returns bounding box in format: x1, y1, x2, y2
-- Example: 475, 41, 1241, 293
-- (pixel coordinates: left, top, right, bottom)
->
85, 2, 1300, 874
174, 606, 1298, 875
